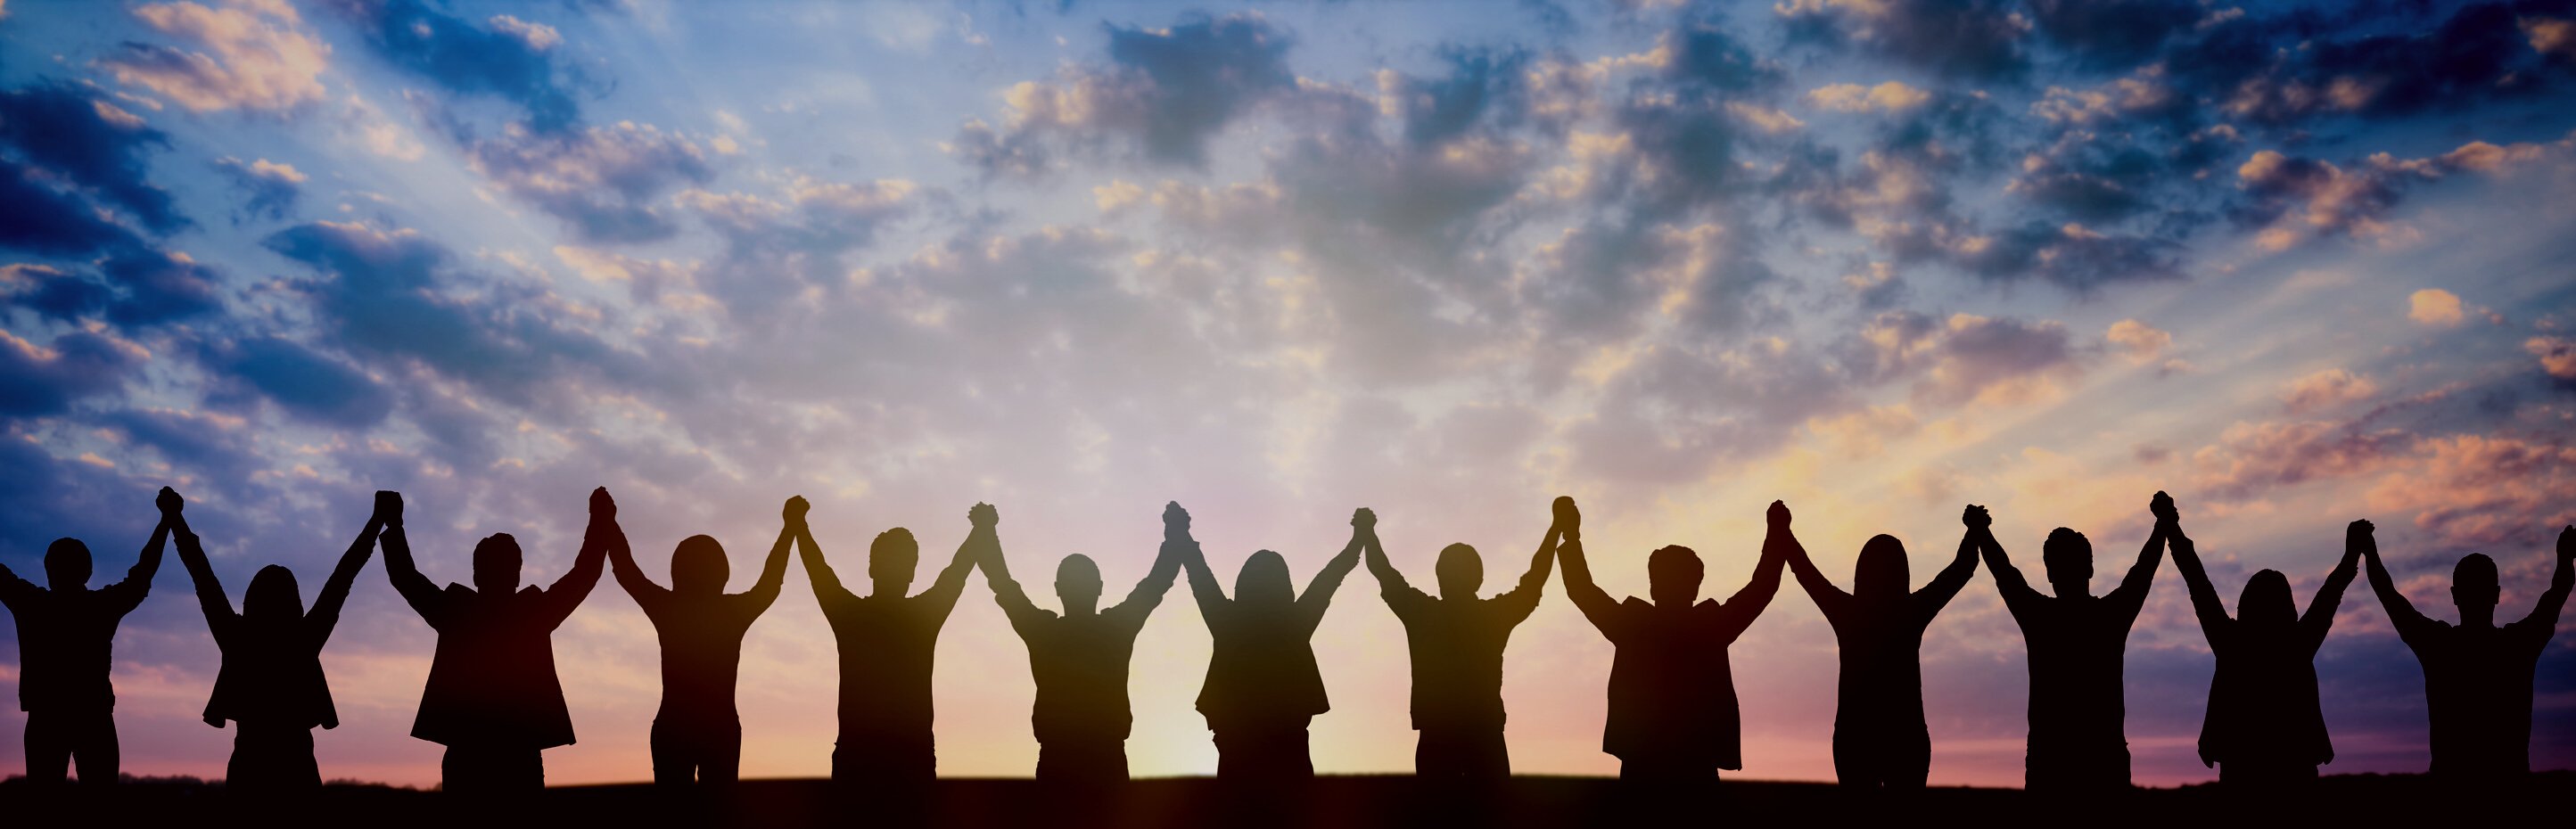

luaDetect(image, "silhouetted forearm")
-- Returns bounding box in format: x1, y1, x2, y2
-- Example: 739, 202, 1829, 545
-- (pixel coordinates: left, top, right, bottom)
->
310, 518, 380, 636
1730, 526, 1789, 612
742, 522, 793, 611
1122, 540, 1182, 612
606, 518, 662, 603
2111, 523, 2166, 609
380, 523, 443, 613
923, 525, 983, 611
1915, 532, 1980, 613
123, 520, 169, 591
2523, 531, 2574, 629
171, 514, 233, 624
1978, 529, 2030, 597
1299, 535, 1363, 629
1558, 538, 1618, 629
1363, 534, 1409, 593
2302, 546, 2360, 644
2168, 523, 2227, 636
1784, 534, 1844, 615
1181, 538, 1226, 621
540, 517, 613, 623
2361, 543, 2429, 634
798, 526, 847, 601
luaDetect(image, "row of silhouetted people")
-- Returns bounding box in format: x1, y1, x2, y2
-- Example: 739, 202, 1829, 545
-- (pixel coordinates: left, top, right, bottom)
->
2, 488, 2568, 794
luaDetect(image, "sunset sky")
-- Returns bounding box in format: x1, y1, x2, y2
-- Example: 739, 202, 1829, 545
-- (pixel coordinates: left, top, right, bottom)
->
3, 0, 2573, 789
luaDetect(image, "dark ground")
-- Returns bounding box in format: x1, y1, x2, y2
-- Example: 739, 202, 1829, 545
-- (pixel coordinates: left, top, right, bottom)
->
1, 772, 2564, 826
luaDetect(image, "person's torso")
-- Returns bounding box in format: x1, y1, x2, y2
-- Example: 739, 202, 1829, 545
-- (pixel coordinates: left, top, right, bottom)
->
653, 595, 758, 716
1403, 595, 1515, 726
2416, 621, 2544, 772
826, 594, 943, 735
15, 589, 128, 710
1831, 599, 1930, 725
1028, 611, 1141, 742
2020, 595, 2131, 737
1604, 602, 1733, 749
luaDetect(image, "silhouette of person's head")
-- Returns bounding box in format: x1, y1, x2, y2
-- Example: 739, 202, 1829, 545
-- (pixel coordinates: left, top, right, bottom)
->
2451, 553, 2500, 624
2041, 528, 2093, 597
1057, 554, 1103, 614
672, 534, 729, 596
1435, 543, 1483, 600
43, 538, 91, 589
1856, 534, 1912, 600
243, 564, 307, 621
868, 528, 919, 597
473, 533, 523, 595
1236, 550, 1295, 610
1647, 545, 1702, 605
2237, 569, 2295, 631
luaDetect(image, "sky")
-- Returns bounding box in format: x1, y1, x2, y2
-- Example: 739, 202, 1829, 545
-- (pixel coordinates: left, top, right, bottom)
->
1, 0, 2573, 790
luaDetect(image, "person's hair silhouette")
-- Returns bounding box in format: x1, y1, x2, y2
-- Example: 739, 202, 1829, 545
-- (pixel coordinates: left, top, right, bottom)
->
2361, 521, 2573, 779
2167, 498, 2358, 790
605, 495, 796, 789
975, 502, 1182, 784
1780, 503, 1978, 790
171, 488, 383, 791
798, 501, 981, 785
380, 488, 610, 792
0, 486, 170, 785
1977, 492, 2167, 792
1176, 505, 1366, 781
1362, 499, 1560, 782
1560, 497, 1790, 784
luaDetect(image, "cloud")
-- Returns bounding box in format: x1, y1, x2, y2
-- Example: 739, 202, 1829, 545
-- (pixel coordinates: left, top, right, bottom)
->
0, 330, 146, 417
210, 336, 395, 428
2023, 0, 2199, 70
950, 12, 1294, 176
1852, 311, 2079, 407
465, 121, 715, 243
2281, 368, 2380, 415
2234, 134, 2575, 250
97, 0, 330, 113
211, 156, 304, 222
2529, 336, 2576, 381
2190, 418, 2412, 500
0, 84, 184, 235
1805, 81, 1930, 113
2409, 289, 2465, 327
322, 0, 586, 131
2215, 2, 2567, 127
2364, 433, 2576, 550
2105, 318, 2171, 364
1779, 0, 2029, 81
678, 176, 919, 316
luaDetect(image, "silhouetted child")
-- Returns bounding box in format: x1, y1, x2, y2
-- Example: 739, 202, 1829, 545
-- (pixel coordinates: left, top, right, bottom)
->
1562, 497, 1791, 784
2363, 521, 2572, 780
800, 502, 980, 784
1363, 500, 1558, 781
606, 495, 796, 788
1178, 505, 1365, 780
977, 502, 1182, 784
173, 488, 382, 791
1979, 492, 2167, 792
0, 486, 170, 785
1782, 504, 1978, 790
2169, 499, 2358, 789
382, 487, 611, 792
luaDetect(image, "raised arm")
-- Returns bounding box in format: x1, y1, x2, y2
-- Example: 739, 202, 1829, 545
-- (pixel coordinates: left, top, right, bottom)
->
378, 496, 445, 620
537, 487, 615, 626
166, 489, 234, 628
975, 504, 1048, 631
1913, 507, 1984, 619
2300, 521, 2366, 648
2358, 520, 2434, 639
1716, 500, 1792, 638
605, 497, 667, 615
1493, 498, 1565, 620
2158, 493, 2226, 638
103, 487, 178, 612
2106, 493, 2169, 620
797, 512, 852, 604
1173, 503, 1229, 623
1782, 516, 1848, 622
735, 497, 800, 615
1296, 509, 1370, 633
2520, 525, 2576, 631
1113, 514, 1185, 624
919, 504, 987, 615
308, 496, 387, 639
1551, 498, 1620, 632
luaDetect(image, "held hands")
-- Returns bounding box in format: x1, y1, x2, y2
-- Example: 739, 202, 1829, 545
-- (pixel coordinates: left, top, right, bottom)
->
2347, 520, 2376, 556
2150, 491, 2178, 526
157, 486, 185, 519
374, 490, 404, 527
590, 487, 616, 522
1551, 497, 1580, 541
968, 502, 999, 529
1963, 504, 1991, 530
1767, 500, 1791, 529
1351, 507, 1376, 533
783, 496, 810, 528
2556, 525, 2573, 563
1163, 501, 1189, 538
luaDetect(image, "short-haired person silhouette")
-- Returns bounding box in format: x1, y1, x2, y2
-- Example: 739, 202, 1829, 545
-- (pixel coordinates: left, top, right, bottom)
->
1363, 500, 1559, 781
976, 502, 1183, 784
1978, 493, 2167, 792
0, 487, 171, 785
171, 488, 383, 791
1781, 504, 1979, 791
605, 495, 797, 789
2168, 499, 2358, 790
1561, 497, 1791, 784
381, 487, 611, 792
2361, 521, 2574, 780
799, 502, 981, 784
1175, 505, 1366, 781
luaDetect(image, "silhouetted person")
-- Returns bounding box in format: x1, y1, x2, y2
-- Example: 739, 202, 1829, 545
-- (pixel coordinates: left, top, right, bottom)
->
978, 501, 1182, 784
0, 487, 170, 785
1363, 500, 1558, 781
1561, 497, 1791, 784
173, 488, 382, 791
1979, 493, 2167, 792
606, 496, 796, 789
2363, 521, 2573, 780
1782, 504, 1978, 790
2169, 499, 2358, 789
800, 502, 980, 784
1177, 505, 1365, 781
383, 487, 611, 792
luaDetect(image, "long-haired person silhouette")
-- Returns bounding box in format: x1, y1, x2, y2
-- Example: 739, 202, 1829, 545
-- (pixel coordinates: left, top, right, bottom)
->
976, 502, 1183, 784
2362, 521, 2574, 779
380, 488, 610, 792
1781, 504, 1979, 790
0, 487, 169, 785
2167, 500, 2358, 790
1176, 506, 1366, 781
1560, 497, 1790, 784
1978, 492, 2168, 792
1364, 500, 1560, 782
798, 498, 980, 785
171, 488, 381, 791
605, 495, 796, 789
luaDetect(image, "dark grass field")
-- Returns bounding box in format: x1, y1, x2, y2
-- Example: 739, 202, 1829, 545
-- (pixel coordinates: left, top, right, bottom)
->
2, 772, 2564, 826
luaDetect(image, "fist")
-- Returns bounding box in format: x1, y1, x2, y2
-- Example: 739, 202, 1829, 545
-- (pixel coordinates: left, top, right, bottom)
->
590, 487, 616, 521
1163, 501, 1189, 533
1767, 500, 1791, 528
784, 496, 810, 524
157, 487, 184, 515
1963, 505, 1990, 529
2557, 526, 2574, 559
968, 502, 999, 528
2348, 519, 2374, 538
1351, 507, 1377, 530
1551, 497, 1580, 529
2150, 491, 2178, 524
374, 490, 404, 523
